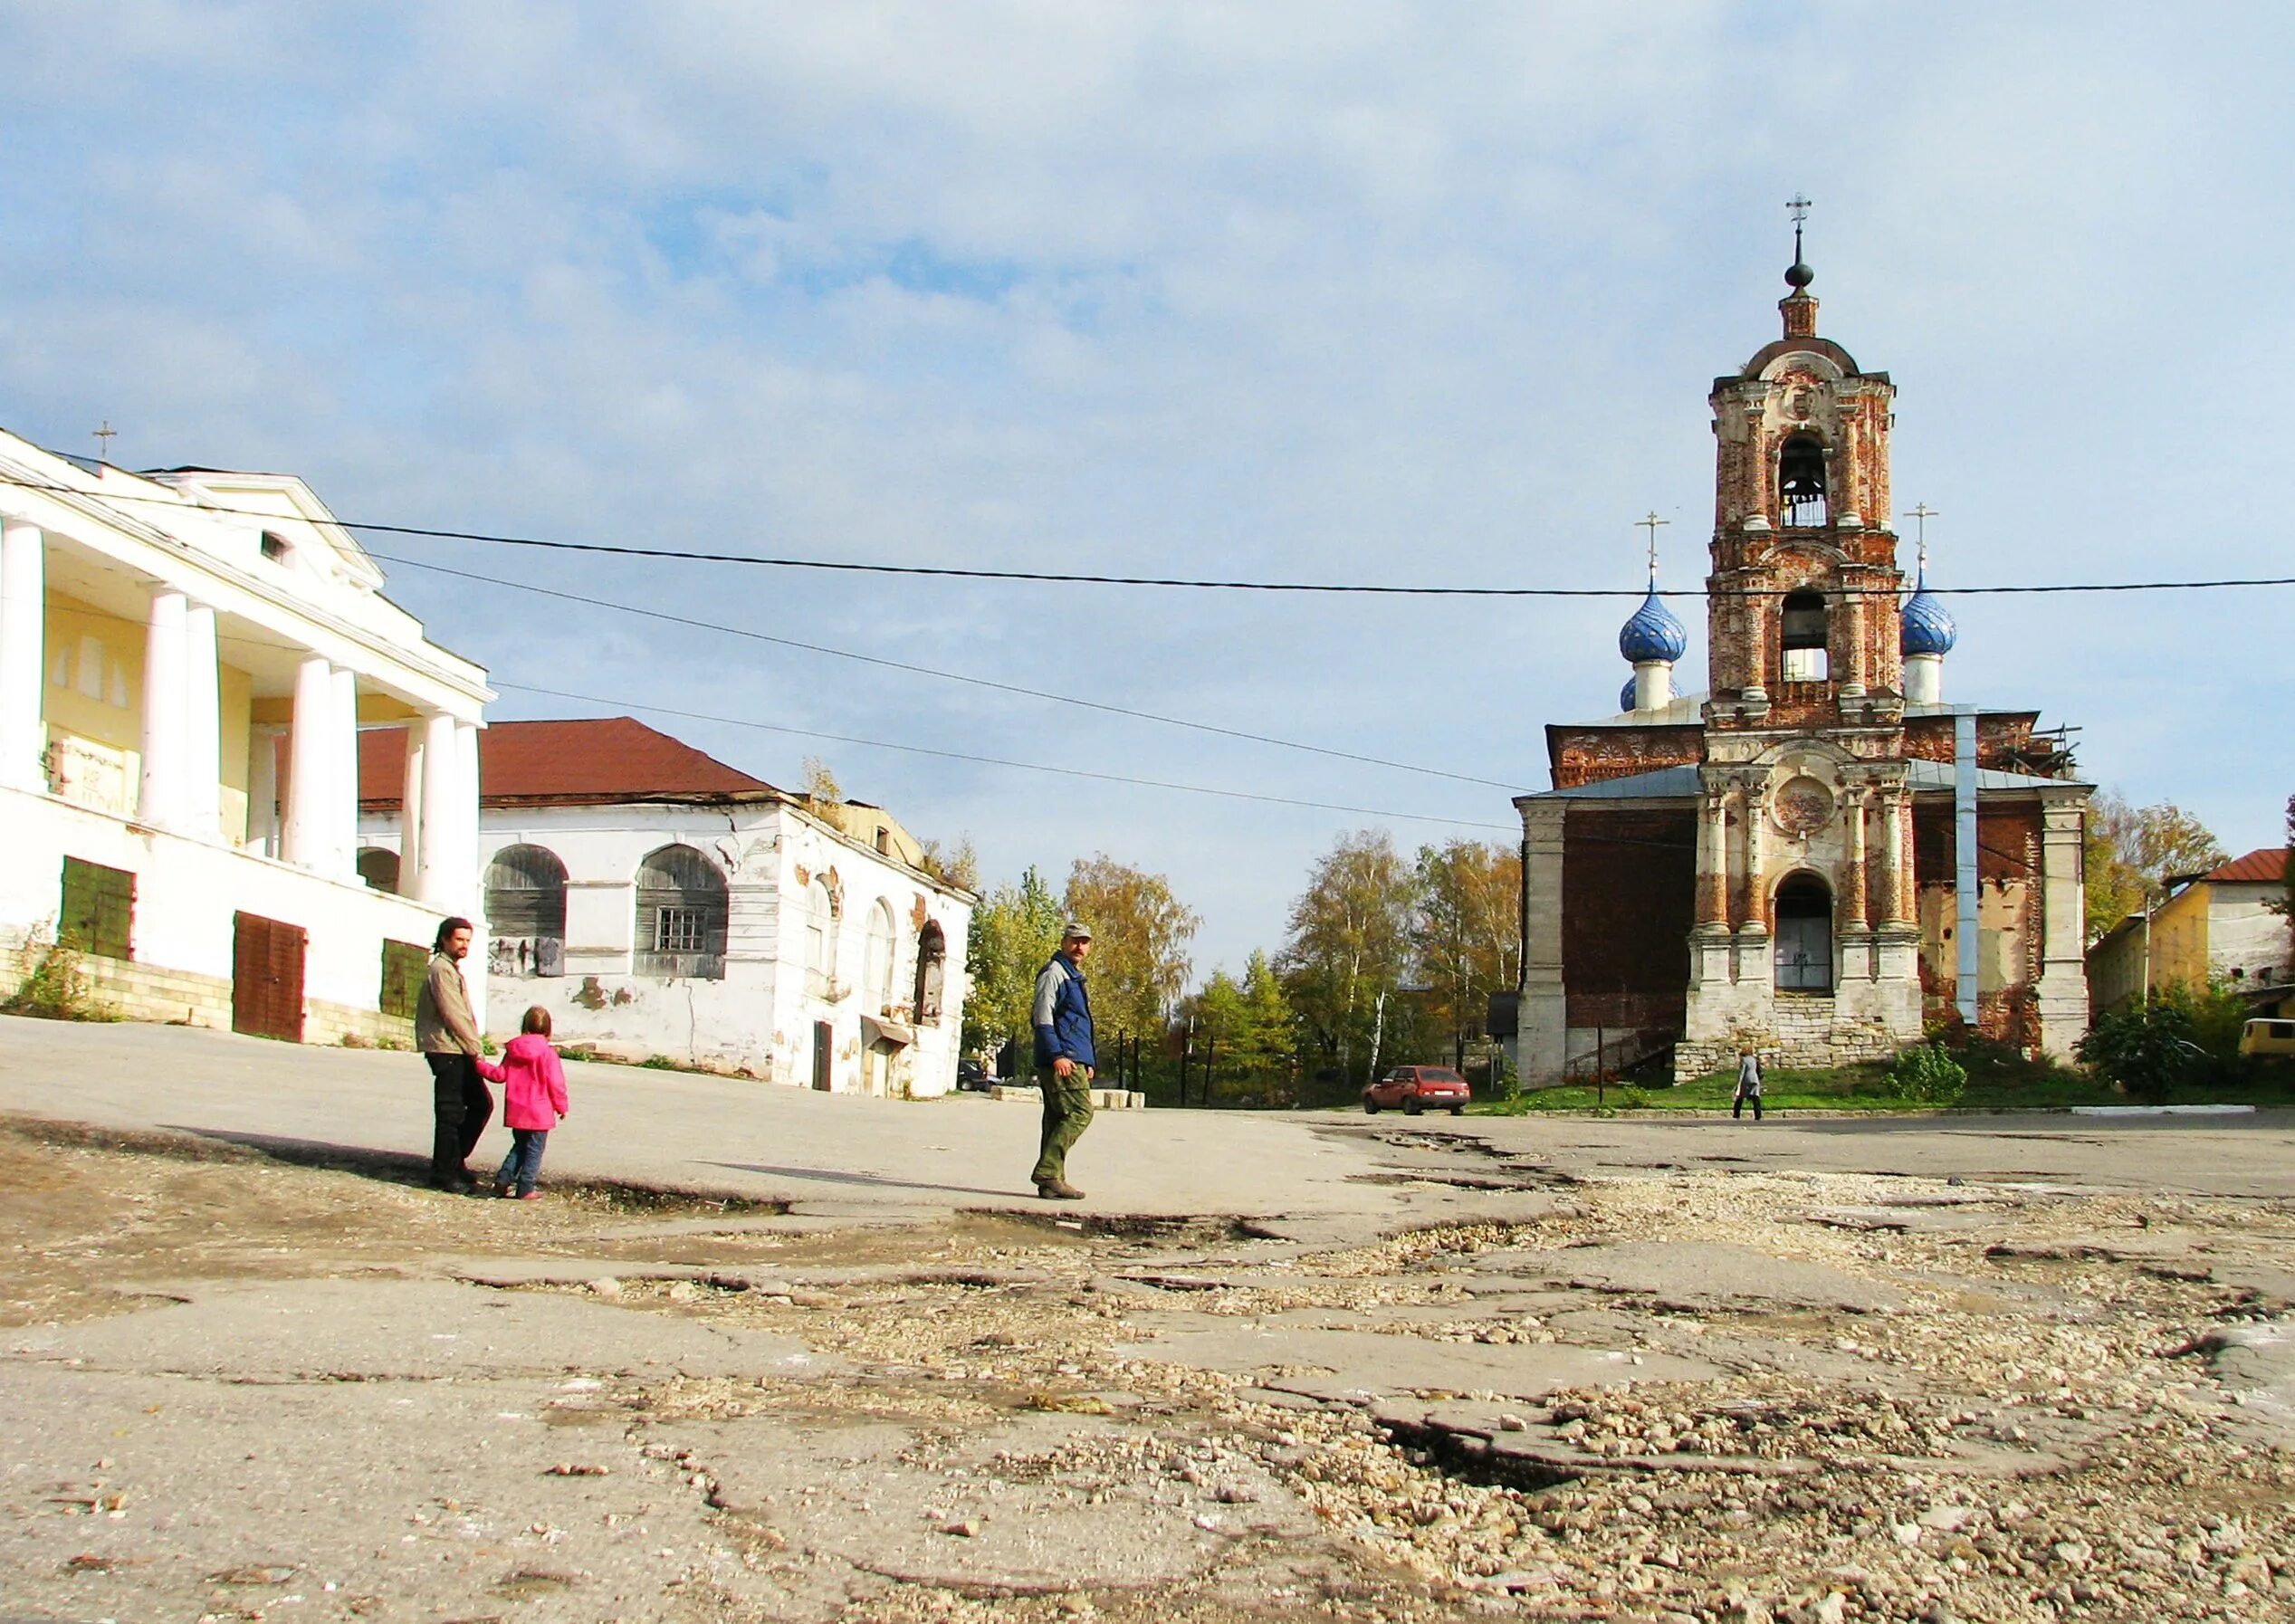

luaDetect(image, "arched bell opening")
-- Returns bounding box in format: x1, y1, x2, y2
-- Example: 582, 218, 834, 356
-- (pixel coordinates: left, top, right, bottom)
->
1774, 872, 1834, 992
1779, 588, 1830, 683
1778, 434, 1828, 528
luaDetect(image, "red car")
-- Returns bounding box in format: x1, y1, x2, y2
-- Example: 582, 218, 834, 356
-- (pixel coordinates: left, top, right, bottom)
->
1363, 1065, 1470, 1116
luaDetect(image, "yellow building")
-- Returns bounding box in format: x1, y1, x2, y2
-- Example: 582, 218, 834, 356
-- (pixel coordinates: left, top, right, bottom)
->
2085, 848, 2292, 1015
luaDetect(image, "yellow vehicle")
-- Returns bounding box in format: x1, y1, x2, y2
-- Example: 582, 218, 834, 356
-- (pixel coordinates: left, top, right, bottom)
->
2238, 1018, 2295, 1057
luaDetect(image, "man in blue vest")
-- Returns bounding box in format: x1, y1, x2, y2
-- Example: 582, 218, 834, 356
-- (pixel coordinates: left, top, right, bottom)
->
1029, 921, 1096, 1199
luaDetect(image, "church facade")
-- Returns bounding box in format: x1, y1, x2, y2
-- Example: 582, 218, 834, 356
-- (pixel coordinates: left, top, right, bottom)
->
1511, 253, 2091, 1084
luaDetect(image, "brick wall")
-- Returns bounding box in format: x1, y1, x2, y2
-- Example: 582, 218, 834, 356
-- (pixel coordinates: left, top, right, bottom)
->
1550, 726, 1701, 790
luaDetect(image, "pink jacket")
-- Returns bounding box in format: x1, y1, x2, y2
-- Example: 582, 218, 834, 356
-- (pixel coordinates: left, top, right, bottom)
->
477, 1034, 570, 1131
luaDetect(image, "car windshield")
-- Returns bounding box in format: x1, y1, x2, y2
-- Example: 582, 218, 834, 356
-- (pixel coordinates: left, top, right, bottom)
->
1420, 1068, 1464, 1083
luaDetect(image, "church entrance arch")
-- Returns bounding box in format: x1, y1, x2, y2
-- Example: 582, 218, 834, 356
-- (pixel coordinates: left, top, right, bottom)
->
1774, 874, 1833, 992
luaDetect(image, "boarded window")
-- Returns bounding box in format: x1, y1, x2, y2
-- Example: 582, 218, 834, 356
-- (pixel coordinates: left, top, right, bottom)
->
485, 844, 567, 979
380, 939, 426, 1018
59, 856, 133, 960
635, 845, 727, 979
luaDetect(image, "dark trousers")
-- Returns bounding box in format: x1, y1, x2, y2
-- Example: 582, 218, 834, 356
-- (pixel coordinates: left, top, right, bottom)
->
496, 1128, 549, 1196
1733, 1088, 1763, 1121
426, 1053, 492, 1186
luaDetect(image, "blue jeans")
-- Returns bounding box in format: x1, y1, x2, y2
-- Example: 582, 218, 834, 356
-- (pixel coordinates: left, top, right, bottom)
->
496, 1128, 549, 1195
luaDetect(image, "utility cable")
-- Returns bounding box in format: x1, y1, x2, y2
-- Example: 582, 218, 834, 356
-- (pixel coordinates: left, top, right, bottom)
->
488, 680, 1519, 833
368, 550, 1533, 792
5, 473, 2290, 597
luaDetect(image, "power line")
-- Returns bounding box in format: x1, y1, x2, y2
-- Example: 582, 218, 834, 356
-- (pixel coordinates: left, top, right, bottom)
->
368, 552, 1532, 793
489, 680, 1518, 833
5, 473, 2290, 598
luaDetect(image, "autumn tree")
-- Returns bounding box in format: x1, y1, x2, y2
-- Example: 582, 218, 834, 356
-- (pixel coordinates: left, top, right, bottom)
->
961, 865, 1064, 1063
800, 756, 842, 803
1064, 855, 1200, 1043
1181, 950, 1297, 1104
918, 835, 980, 892
2084, 791, 2230, 942
1277, 829, 1420, 1086
1412, 838, 1521, 1059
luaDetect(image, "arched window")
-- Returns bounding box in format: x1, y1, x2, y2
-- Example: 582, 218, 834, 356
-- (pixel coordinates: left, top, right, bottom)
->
1779, 589, 1829, 683
357, 847, 401, 894
1778, 435, 1827, 528
864, 900, 897, 1014
1774, 874, 1833, 992
486, 844, 568, 977
914, 919, 947, 1024
806, 875, 837, 996
634, 845, 727, 979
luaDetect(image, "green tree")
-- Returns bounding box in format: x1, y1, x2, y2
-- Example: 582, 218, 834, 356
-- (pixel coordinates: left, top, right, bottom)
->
1278, 829, 1420, 1087
1181, 950, 1298, 1105
1412, 838, 1520, 1060
1064, 855, 1200, 1043
961, 865, 1064, 1063
2084, 791, 2228, 943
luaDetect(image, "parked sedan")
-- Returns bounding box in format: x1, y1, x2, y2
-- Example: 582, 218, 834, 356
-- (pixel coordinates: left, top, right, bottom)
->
1363, 1065, 1471, 1116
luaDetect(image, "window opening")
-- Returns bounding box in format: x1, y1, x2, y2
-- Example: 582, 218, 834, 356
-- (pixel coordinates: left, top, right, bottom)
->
260, 530, 290, 563
1778, 435, 1828, 528
864, 900, 896, 1014
914, 919, 947, 1023
635, 845, 727, 979
1779, 589, 1829, 683
357, 847, 401, 893
485, 844, 568, 977
379, 940, 426, 1018
59, 855, 134, 960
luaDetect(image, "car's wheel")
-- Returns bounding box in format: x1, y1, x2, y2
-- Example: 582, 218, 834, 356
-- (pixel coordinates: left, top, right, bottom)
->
1363, 1096, 1380, 1113
1404, 1095, 1422, 1116
1450, 1104, 1466, 1116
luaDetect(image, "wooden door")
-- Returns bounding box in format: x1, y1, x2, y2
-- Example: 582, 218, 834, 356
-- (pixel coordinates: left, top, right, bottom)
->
232, 912, 306, 1041
811, 1021, 833, 1091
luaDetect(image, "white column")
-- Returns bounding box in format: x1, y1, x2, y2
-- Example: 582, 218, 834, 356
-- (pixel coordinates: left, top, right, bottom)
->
1517, 798, 1567, 1083
282, 656, 333, 868
183, 604, 222, 838
247, 725, 282, 856
330, 666, 359, 876
138, 589, 189, 829
399, 723, 426, 893
415, 710, 459, 905
2033, 786, 2092, 1061
0, 519, 45, 792
454, 721, 482, 909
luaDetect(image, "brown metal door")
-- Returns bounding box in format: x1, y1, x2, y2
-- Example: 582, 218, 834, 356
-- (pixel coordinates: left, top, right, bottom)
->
232, 912, 306, 1041
811, 1021, 833, 1091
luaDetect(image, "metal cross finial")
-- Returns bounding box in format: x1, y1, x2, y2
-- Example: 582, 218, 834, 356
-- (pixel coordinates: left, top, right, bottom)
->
1786, 192, 1812, 261
1637, 511, 1669, 583
92, 420, 117, 462
1905, 502, 1938, 573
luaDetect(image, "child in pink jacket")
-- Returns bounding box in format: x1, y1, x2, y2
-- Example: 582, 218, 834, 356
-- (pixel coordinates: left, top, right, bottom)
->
476, 1006, 569, 1199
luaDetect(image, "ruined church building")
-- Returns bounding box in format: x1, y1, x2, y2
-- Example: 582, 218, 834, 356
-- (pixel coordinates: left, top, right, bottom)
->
1510, 240, 2090, 1084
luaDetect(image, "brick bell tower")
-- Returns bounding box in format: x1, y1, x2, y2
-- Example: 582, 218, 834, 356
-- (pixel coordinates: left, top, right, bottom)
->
1675, 204, 1927, 1073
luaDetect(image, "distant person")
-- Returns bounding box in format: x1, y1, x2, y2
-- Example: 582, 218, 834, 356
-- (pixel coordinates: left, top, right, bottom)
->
478, 1006, 569, 1199
1029, 922, 1097, 1199
1733, 1046, 1765, 1122
415, 916, 492, 1192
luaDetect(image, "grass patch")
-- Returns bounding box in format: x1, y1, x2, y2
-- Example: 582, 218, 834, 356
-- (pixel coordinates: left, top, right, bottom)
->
1470, 1046, 2295, 1115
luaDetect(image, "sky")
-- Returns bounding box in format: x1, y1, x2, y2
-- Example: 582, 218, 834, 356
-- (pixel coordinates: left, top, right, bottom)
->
2, 3, 2289, 980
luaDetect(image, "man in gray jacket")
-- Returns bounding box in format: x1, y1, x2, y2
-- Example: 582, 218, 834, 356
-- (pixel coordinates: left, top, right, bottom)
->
416, 916, 492, 1192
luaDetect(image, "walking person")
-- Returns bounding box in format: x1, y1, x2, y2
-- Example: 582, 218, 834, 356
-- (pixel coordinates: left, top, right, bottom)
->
415, 916, 492, 1192
478, 1006, 569, 1199
1029, 922, 1096, 1199
1733, 1046, 1765, 1122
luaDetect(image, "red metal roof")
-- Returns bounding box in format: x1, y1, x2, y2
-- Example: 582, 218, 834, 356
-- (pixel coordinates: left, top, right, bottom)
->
359, 717, 776, 809
2200, 848, 2290, 885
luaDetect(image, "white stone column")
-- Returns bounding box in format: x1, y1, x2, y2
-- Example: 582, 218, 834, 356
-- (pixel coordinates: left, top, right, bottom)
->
414, 710, 459, 905
2033, 785, 2092, 1061
330, 666, 359, 877
247, 725, 282, 856
1735, 783, 1773, 993
1516, 798, 1568, 1083
398, 723, 426, 893
282, 656, 334, 868
454, 721, 482, 908
0, 519, 45, 792
183, 603, 222, 838
138, 589, 189, 829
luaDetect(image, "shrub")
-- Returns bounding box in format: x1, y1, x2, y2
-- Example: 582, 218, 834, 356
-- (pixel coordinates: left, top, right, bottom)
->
2, 927, 116, 1022
2078, 1000, 2203, 1103
1888, 1042, 1967, 1105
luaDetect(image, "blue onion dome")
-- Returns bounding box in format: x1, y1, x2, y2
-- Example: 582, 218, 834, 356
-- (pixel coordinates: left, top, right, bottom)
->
1618, 588, 1688, 664
1899, 579, 1957, 656
1621, 675, 1640, 712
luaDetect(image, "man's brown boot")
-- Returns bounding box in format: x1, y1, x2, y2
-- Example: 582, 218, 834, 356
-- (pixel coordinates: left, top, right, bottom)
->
1034, 1178, 1085, 1200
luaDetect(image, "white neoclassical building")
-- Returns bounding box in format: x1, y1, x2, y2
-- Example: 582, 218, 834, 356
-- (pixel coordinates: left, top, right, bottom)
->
0, 426, 492, 1041
356, 717, 977, 1096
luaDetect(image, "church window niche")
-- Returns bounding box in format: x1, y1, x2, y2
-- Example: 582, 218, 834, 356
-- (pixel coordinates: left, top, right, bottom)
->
1779, 589, 1830, 683
1774, 874, 1834, 992
1778, 434, 1827, 527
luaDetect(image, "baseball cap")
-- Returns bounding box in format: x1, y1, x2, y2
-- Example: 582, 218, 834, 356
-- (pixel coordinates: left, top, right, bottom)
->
1061, 920, 1094, 941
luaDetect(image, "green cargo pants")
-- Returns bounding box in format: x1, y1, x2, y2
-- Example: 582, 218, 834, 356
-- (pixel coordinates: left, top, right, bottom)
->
1032, 1069, 1095, 1186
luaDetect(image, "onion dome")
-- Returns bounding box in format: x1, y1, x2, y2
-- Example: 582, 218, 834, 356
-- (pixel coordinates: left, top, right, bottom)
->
1618, 588, 1688, 664
1899, 573, 1957, 657
1620, 676, 1640, 712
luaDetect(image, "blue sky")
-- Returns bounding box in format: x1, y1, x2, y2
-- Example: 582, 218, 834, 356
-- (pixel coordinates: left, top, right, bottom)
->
2, 3, 2288, 979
